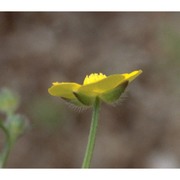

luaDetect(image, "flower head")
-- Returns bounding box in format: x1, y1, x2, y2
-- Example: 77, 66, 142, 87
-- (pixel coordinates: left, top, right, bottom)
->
48, 70, 142, 106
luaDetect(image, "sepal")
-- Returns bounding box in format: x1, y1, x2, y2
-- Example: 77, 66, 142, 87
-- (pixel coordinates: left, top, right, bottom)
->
100, 81, 128, 103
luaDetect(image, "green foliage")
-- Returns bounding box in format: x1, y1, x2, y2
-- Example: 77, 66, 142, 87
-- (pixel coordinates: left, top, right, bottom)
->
5, 114, 28, 145
0, 88, 19, 115
0, 88, 28, 168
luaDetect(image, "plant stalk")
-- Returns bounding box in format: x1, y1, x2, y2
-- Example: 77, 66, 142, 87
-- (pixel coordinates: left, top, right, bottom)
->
82, 97, 101, 168
0, 122, 11, 168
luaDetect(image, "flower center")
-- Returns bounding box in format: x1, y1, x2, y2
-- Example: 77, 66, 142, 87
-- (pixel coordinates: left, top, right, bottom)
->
83, 73, 107, 85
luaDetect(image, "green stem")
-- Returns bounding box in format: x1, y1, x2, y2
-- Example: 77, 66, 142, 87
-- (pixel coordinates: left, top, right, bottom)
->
0, 121, 11, 168
82, 97, 101, 168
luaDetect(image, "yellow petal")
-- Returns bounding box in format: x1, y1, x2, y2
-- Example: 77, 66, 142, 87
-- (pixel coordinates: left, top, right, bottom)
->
76, 70, 142, 97
77, 75, 124, 96
48, 82, 81, 99
122, 70, 142, 82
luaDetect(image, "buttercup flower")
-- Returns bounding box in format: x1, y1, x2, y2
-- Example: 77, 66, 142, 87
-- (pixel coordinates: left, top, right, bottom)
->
48, 70, 142, 106
48, 70, 142, 168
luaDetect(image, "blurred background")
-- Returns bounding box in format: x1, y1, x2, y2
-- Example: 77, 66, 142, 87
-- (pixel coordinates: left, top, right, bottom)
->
0, 12, 180, 168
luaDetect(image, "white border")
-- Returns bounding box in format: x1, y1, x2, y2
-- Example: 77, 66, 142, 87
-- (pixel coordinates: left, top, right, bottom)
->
0, 0, 180, 11
1, 169, 180, 180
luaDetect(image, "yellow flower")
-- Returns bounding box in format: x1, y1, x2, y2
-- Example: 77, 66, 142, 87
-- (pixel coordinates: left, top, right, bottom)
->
48, 70, 142, 106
